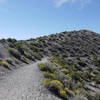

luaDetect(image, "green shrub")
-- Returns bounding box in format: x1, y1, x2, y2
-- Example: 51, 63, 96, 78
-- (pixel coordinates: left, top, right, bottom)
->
92, 70, 99, 75
38, 64, 48, 71
7, 38, 17, 43
65, 87, 75, 96
38, 63, 54, 72
93, 55, 98, 62
61, 53, 68, 58
43, 72, 57, 79
74, 89, 83, 95
50, 80, 63, 89
8, 48, 21, 59
0, 39, 6, 42
33, 52, 42, 60
82, 71, 92, 80
82, 53, 88, 57
16, 45, 25, 55
43, 79, 51, 86
20, 56, 29, 64
44, 80, 63, 93
30, 45, 43, 52
25, 53, 35, 61
61, 68, 69, 74
9, 42, 15, 48
31, 56, 35, 61
59, 89, 67, 99
0, 61, 9, 68
93, 76, 100, 84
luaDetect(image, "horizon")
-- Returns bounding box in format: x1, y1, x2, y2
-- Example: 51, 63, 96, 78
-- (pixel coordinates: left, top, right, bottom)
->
0, 0, 100, 40
0, 29, 99, 40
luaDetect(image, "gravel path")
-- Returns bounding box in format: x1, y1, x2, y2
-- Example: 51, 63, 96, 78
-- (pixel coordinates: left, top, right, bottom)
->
0, 58, 61, 100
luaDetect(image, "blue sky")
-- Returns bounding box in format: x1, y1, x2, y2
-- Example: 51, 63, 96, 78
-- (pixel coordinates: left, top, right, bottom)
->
0, 0, 100, 40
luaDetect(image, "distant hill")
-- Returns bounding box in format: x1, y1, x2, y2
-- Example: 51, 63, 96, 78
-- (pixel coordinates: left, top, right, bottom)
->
29, 30, 100, 57
1, 30, 100, 59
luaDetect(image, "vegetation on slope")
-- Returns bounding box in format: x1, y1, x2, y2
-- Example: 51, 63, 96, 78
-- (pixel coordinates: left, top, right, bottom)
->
0, 30, 100, 99
38, 54, 100, 100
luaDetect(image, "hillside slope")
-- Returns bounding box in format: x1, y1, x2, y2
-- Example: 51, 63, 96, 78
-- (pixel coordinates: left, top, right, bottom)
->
29, 30, 100, 57
0, 30, 100, 99
0, 30, 100, 63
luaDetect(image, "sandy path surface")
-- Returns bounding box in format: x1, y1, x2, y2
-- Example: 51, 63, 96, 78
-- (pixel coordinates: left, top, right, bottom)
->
0, 58, 61, 100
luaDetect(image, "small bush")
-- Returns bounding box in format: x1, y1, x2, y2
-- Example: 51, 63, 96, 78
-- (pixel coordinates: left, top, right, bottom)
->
16, 45, 25, 55
38, 63, 54, 72
43, 72, 58, 79
93, 55, 98, 63
0, 39, 6, 42
47, 80, 63, 92
61, 68, 69, 74
65, 87, 75, 96
92, 70, 99, 75
59, 89, 67, 99
93, 76, 100, 84
25, 54, 35, 61
8, 48, 21, 59
43, 79, 51, 86
0, 61, 9, 68
82, 71, 92, 80
20, 56, 29, 64
33, 52, 42, 60
38, 64, 48, 71
7, 38, 17, 43
31, 56, 35, 61
74, 89, 83, 95
82, 53, 88, 57
43, 79, 63, 93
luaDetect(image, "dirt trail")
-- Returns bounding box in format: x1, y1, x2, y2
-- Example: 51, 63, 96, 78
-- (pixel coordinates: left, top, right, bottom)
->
0, 58, 61, 100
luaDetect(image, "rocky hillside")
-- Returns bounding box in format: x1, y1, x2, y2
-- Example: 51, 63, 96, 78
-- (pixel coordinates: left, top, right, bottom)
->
0, 30, 100, 99
31, 30, 100, 56
1, 30, 100, 61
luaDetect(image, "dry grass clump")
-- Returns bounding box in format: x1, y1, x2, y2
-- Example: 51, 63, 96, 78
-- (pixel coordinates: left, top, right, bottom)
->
0, 61, 9, 68
20, 56, 29, 64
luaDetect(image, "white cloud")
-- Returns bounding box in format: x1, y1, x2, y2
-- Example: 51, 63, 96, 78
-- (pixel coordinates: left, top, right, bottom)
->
55, 0, 69, 7
54, 0, 91, 7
